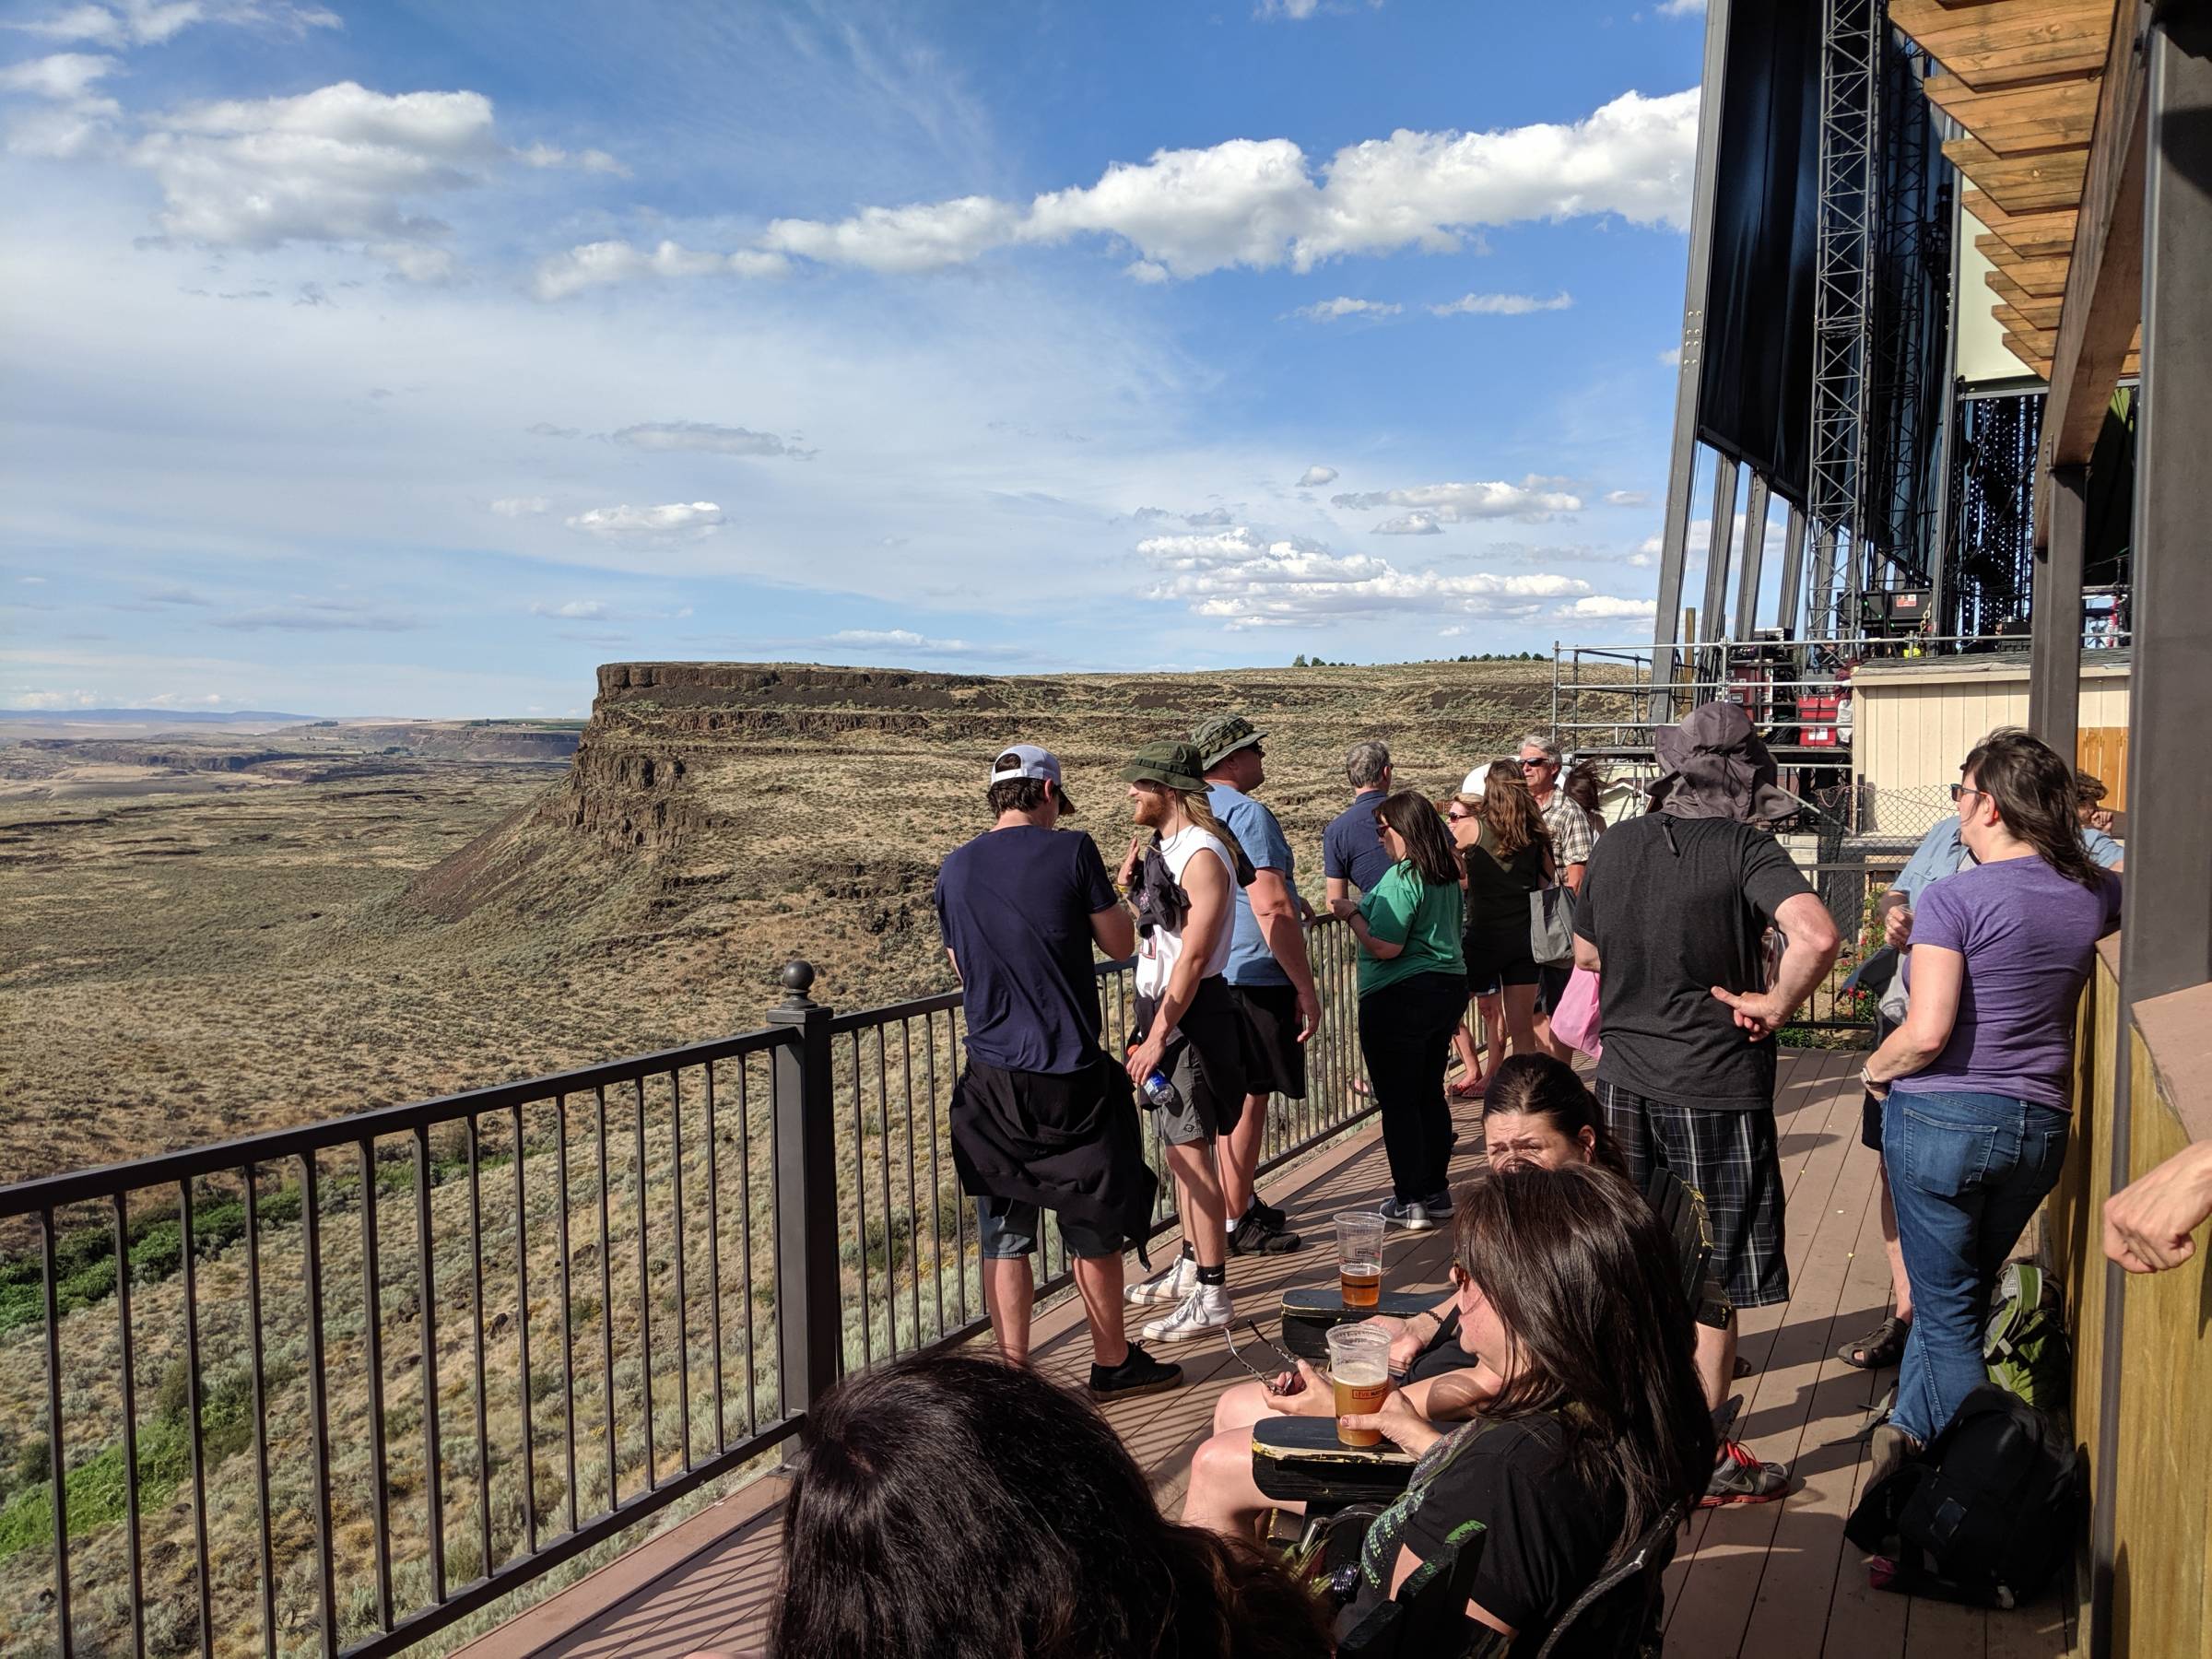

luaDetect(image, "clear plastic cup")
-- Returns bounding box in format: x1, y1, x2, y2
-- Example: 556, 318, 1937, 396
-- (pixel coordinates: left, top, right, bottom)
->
1335, 1211, 1384, 1310
1326, 1323, 1394, 1447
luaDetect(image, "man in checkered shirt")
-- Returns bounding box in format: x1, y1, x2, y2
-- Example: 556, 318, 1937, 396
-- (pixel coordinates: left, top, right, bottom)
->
1515, 733, 1594, 1061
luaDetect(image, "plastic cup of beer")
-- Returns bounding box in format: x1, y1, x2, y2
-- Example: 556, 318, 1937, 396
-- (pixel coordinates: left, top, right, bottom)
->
1335, 1212, 1384, 1310
1326, 1324, 1394, 1448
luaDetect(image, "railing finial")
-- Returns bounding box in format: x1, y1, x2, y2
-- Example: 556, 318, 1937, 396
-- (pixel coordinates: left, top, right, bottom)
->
779, 959, 818, 1006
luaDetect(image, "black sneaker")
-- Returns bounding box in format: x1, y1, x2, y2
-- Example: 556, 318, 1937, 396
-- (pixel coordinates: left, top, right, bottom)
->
1253, 1197, 1289, 1230
1230, 1207, 1304, 1255
1378, 1197, 1435, 1231
1420, 1190, 1455, 1222
1088, 1342, 1183, 1401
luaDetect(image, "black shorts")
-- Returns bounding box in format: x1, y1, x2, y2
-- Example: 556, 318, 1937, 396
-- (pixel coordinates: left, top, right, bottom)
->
1230, 981, 1308, 1100
1536, 962, 1572, 1015
1595, 1079, 1790, 1310
1462, 931, 1541, 992
1132, 979, 1248, 1146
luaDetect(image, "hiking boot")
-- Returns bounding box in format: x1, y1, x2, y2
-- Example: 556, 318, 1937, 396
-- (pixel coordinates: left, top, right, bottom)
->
1230, 1206, 1303, 1255
1140, 1284, 1234, 1344
1088, 1342, 1183, 1401
1378, 1197, 1435, 1232
1701, 1439, 1789, 1507
1125, 1253, 1196, 1307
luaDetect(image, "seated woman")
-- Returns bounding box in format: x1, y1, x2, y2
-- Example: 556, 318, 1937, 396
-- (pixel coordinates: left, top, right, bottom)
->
768, 1351, 1331, 1659
1194, 1054, 1629, 1458
1190, 1162, 1712, 1653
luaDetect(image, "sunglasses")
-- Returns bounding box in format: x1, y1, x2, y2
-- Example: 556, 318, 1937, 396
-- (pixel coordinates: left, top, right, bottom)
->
1446, 809, 1474, 823
1222, 1320, 1303, 1394
1949, 782, 1980, 804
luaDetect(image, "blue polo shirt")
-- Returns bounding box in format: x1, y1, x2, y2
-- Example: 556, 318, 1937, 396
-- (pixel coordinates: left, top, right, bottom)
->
1891, 816, 2122, 904
1324, 789, 1394, 895
1207, 782, 1298, 988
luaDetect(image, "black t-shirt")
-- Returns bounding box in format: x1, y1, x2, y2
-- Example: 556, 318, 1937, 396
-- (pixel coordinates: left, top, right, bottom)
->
934, 826, 1120, 1075
1463, 827, 1547, 945
1572, 813, 1814, 1110
1340, 1414, 1623, 1655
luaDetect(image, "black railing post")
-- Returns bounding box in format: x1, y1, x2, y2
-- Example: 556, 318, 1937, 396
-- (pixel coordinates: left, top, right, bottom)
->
768, 961, 841, 1416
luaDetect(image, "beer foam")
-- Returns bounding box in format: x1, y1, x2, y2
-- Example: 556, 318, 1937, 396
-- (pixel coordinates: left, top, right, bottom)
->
1333, 1361, 1388, 1386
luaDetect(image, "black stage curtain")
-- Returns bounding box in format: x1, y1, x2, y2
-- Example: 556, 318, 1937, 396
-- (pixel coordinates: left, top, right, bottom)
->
1696, 0, 1820, 507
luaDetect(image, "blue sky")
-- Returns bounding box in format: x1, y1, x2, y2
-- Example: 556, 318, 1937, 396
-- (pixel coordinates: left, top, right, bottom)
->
1, 0, 1712, 718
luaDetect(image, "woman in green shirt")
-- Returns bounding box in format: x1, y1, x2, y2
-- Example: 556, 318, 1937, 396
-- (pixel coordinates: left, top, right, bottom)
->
1329, 790, 1468, 1229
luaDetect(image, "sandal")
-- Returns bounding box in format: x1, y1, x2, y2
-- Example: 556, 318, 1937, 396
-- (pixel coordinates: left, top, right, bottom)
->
1447, 1077, 1488, 1100
1837, 1313, 1911, 1371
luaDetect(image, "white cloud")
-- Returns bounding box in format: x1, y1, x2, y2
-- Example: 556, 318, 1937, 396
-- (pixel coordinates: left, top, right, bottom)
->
1257, 0, 1322, 16
1291, 295, 1401, 321
532, 238, 788, 300
526, 598, 692, 622
1136, 524, 1588, 629
1372, 512, 1442, 535
1560, 594, 1657, 619
1297, 465, 1338, 487
1428, 290, 1571, 316
1657, 346, 1682, 366
0, 51, 117, 100
1654, 0, 1705, 15
2, 687, 100, 709
762, 194, 1025, 274
565, 500, 724, 537
830, 627, 964, 650
490, 495, 550, 516
611, 421, 814, 459
538, 87, 1699, 293
6, 2, 339, 46
512, 140, 628, 176
1331, 477, 1584, 524
1604, 489, 1651, 507
129, 82, 498, 277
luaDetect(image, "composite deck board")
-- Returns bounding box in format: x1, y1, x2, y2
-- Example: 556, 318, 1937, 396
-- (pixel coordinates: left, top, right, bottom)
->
461, 1050, 2070, 1659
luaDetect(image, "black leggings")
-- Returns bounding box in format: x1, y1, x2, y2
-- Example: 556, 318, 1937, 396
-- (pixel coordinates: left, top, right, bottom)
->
1358, 971, 1467, 1203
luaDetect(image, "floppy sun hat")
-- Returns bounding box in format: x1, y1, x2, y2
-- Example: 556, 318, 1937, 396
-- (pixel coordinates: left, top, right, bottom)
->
1121, 740, 1208, 794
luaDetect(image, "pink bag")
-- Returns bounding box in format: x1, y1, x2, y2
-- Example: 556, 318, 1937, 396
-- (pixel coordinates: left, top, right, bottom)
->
1550, 966, 1603, 1061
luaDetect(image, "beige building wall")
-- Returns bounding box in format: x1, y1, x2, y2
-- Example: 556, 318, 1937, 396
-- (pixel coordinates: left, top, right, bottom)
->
1851, 658, 2131, 832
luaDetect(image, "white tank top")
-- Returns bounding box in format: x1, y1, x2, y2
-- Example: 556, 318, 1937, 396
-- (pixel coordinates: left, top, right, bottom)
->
1134, 824, 1236, 1000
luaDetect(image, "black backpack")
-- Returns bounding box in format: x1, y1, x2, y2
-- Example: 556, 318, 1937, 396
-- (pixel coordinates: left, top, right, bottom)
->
1844, 1383, 2077, 1609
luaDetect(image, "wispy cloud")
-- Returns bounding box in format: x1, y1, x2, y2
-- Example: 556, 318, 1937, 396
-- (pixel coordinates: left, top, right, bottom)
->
1297, 465, 1337, 487
1331, 477, 1584, 525
214, 598, 423, 631
1290, 296, 1400, 322
565, 501, 725, 537
1428, 290, 1571, 316
610, 421, 815, 460
490, 496, 551, 517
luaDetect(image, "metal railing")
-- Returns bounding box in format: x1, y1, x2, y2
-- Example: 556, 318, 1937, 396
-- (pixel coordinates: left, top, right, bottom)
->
0, 921, 1376, 1659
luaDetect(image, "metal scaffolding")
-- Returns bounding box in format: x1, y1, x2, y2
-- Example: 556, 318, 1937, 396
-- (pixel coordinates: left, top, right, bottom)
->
1805, 0, 1883, 640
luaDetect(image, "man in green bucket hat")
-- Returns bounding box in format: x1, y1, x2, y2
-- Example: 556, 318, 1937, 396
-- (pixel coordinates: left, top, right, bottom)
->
1114, 739, 1252, 1343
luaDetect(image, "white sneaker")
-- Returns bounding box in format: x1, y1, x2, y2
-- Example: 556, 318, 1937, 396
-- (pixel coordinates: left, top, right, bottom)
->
1125, 1253, 1198, 1306
1141, 1284, 1233, 1344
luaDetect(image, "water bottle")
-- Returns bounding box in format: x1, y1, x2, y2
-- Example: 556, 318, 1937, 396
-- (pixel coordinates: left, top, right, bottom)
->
1141, 1069, 1182, 1112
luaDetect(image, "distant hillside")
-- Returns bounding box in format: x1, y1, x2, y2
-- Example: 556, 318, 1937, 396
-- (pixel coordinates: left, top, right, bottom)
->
400, 658, 1562, 1007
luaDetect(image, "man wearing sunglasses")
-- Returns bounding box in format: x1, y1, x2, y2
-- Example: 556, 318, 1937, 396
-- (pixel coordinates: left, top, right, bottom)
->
1195, 713, 1322, 1257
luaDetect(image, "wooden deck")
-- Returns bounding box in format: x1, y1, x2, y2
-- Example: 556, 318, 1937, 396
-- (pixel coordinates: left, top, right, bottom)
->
455, 1049, 2074, 1659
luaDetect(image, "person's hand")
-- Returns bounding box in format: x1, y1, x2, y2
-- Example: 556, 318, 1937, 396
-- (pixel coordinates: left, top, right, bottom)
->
1294, 982, 1323, 1043
2090, 807, 2115, 832
1709, 984, 1788, 1041
1884, 902, 1914, 950
1273, 1360, 1337, 1417
2102, 1142, 2212, 1273
1357, 1313, 1425, 1375
1117, 832, 1148, 888
1297, 894, 1317, 927
1340, 1386, 1441, 1457
1125, 1032, 1168, 1088
1328, 896, 1359, 921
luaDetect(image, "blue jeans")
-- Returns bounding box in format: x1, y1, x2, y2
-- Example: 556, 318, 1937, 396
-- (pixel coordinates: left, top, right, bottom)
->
1882, 1088, 2071, 1443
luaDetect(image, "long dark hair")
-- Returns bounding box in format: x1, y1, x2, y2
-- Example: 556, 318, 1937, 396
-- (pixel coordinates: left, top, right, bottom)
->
1963, 727, 2101, 890
1452, 1163, 1713, 1559
1479, 1054, 1631, 1181
770, 1353, 1331, 1659
1478, 760, 1552, 858
1375, 788, 1462, 887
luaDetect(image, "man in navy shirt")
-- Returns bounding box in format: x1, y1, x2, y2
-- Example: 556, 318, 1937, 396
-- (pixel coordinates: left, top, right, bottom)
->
935, 744, 1181, 1400
1323, 740, 1395, 902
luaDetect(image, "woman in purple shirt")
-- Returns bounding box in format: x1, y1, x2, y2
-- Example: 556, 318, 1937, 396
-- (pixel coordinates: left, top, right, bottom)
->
1861, 728, 2121, 1463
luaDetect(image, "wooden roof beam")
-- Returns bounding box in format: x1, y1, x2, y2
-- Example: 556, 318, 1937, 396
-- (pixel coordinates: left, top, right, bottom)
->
1986, 273, 2067, 327
1945, 135, 2091, 213
1927, 71, 2100, 155
1977, 239, 2074, 294
2036, 0, 2148, 546
1963, 192, 2079, 257
1891, 0, 2118, 92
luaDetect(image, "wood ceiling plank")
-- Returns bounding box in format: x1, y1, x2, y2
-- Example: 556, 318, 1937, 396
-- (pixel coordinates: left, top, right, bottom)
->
1945, 135, 2090, 214
1926, 71, 2100, 154
1976, 239, 2073, 294
2000, 333, 2055, 378
1892, 0, 2117, 92
1985, 271, 2067, 327
1963, 192, 2079, 256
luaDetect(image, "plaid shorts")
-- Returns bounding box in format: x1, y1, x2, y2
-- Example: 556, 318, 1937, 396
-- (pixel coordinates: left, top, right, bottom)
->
1595, 1079, 1790, 1310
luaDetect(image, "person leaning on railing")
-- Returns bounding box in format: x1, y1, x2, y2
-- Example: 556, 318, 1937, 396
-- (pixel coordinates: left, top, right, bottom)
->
1860, 728, 2123, 1477
763, 1353, 1332, 1659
